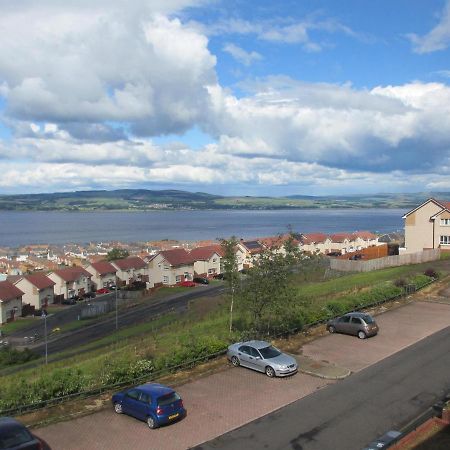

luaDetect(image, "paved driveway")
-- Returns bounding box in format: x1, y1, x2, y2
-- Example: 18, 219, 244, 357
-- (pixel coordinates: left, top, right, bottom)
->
302, 301, 450, 372
34, 367, 332, 450
33, 300, 450, 450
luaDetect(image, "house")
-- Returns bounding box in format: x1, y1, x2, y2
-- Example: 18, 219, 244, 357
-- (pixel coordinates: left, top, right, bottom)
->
237, 240, 265, 269
351, 231, 379, 249
111, 256, 148, 286
157, 249, 194, 285
0, 281, 24, 324
14, 273, 55, 310
258, 234, 301, 255
299, 233, 332, 254
48, 267, 92, 301
329, 233, 353, 254
85, 261, 117, 290
402, 198, 450, 253
189, 245, 223, 278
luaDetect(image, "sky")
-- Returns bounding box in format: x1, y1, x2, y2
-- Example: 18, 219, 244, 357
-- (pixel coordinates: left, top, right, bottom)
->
0, 0, 450, 196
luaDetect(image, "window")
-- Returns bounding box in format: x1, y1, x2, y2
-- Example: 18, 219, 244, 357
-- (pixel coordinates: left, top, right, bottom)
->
163, 276, 169, 284
238, 345, 251, 355
440, 235, 450, 245
441, 218, 450, 226
176, 275, 182, 283
126, 389, 141, 400
212, 258, 217, 262
339, 316, 351, 323
163, 265, 170, 270
140, 393, 151, 403
351, 317, 362, 325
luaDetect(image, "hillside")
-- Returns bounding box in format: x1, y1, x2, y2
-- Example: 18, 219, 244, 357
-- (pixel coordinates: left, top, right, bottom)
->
0, 189, 449, 211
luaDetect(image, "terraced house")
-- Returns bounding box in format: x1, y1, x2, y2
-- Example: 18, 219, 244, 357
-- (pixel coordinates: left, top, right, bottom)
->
403, 198, 450, 253
13, 273, 55, 310
0, 280, 24, 324
48, 267, 92, 301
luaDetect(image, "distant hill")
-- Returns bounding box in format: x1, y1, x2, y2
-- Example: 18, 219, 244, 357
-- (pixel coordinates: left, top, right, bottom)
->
0, 189, 449, 211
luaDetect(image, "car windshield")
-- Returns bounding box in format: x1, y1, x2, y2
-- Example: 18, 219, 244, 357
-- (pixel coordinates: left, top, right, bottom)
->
362, 315, 375, 324
0, 426, 33, 448
157, 392, 180, 406
258, 345, 281, 359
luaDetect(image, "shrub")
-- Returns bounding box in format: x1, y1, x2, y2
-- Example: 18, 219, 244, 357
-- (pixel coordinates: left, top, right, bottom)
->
394, 278, 407, 288
424, 268, 438, 279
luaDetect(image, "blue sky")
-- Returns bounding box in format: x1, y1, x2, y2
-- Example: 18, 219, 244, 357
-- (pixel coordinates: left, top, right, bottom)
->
0, 0, 449, 196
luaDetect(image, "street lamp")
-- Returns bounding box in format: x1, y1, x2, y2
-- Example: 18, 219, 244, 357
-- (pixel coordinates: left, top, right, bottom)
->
42, 309, 48, 364
115, 283, 118, 331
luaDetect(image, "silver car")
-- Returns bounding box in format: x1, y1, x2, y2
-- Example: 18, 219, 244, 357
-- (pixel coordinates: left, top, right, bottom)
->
227, 340, 298, 377
326, 312, 379, 339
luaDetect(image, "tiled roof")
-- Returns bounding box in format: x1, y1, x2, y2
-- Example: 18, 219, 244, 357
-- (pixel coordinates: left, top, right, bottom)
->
112, 256, 147, 270
437, 200, 450, 210
259, 234, 300, 249
52, 266, 92, 282
189, 245, 223, 261
90, 261, 117, 276
352, 231, 378, 240
330, 233, 352, 243
300, 233, 328, 244
0, 280, 24, 301
23, 273, 55, 289
160, 249, 193, 266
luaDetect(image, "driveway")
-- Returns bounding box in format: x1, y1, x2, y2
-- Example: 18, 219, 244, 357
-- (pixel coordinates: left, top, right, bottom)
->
301, 301, 450, 372
33, 300, 450, 450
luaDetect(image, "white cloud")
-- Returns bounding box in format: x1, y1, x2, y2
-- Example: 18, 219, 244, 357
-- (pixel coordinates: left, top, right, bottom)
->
408, 0, 450, 53
0, 2, 217, 136
223, 43, 262, 66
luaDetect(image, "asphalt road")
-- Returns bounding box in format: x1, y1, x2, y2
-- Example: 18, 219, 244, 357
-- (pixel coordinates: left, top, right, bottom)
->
8, 284, 225, 358
195, 325, 450, 450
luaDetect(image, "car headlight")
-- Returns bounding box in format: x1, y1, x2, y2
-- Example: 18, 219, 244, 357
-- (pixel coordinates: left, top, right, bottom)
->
279, 365, 286, 369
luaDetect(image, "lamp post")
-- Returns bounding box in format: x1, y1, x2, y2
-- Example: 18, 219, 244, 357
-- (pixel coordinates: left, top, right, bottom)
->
42, 309, 48, 365
115, 283, 118, 331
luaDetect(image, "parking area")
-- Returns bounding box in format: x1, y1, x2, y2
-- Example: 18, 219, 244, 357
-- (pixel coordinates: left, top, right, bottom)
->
34, 368, 332, 450
302, 301, 450, 372
33, 300, 450, 450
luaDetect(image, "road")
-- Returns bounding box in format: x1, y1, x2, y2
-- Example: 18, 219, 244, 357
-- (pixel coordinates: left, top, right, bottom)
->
7, 284, 224, 359
195, 325, 450, 450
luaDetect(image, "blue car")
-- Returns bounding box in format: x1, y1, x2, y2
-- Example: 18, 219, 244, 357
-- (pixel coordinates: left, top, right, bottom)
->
112, 383, 186, 429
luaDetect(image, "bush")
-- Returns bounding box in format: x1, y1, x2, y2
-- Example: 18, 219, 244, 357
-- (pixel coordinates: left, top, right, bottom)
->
424, 268, 438, 279
0, 347, 39, 366
394, 278, 407, 288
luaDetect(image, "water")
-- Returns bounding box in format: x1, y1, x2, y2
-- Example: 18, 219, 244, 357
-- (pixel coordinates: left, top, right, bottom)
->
0, 209, 406, 247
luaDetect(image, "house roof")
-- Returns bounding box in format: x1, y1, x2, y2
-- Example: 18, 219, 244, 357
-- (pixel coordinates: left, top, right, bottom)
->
160, 249, 193, 266
402, 198, 450, 219
352, 231, 378, 240
0, 280, 24, 302
240, 240, 264, 254
258, 234, 300, 249
329, 233, 352, 243
300, 233, 328, 244
189, 245, 223, 261
90, 261, 117, 276
52, 266, 92, 282
23, 273, 55, 289
112, 256, 147, 270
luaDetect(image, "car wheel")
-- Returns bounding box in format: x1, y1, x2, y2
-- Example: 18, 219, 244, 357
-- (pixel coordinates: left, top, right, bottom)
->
358, 331, 366, 339
147, 416, 158, 429
265, 366, 275, 378
328, 325, 336, 334
231, 356, 240, 367
114, 403, 123, 414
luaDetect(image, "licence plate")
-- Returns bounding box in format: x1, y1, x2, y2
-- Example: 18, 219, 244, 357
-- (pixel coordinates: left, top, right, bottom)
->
168, 413, 179, 420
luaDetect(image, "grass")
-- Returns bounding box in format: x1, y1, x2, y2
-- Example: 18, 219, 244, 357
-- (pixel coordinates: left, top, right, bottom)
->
0, 318, 37, 334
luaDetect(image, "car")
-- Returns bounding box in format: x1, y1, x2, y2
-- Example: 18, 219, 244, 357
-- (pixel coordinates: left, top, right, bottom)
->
193, 277, 209, 285
227, 340, 298, 377
96, 288, 110, 294
83, 292, 96, 299
327, 312, 379, 339
112, 383, 186, 429
0, 417, 44, 450
180, 280, 196, 287
61, 298, 77, 305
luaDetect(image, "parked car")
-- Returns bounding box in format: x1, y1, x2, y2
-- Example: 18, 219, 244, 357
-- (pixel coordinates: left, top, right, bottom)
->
193, 277, 209, 285
180, 280, 196, 287
327, 312, 379, 339
83, 292, 96, 299
348, 254, 363, 260
112, 383, 186, 429
96, 288, 110, 294
0, 417, 44, 449
227, 340, 298, 377
61, 298, 77, 305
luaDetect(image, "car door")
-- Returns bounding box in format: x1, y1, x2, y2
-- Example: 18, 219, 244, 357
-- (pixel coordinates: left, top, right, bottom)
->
237, 345, 257, 370
336, 315, 351, 333
349, 317, 363, 335
249, 346, 265, 372
122, 389, 145, 419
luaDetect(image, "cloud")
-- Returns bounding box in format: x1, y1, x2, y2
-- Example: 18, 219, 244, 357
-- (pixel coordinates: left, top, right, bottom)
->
0, 2, 217, 137
408, 0, 450, 53
204, 78, 450, 173
223, 43, 262, 66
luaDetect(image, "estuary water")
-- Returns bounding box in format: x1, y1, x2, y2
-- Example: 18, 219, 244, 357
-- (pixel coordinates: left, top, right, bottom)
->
0, 209, 406, 247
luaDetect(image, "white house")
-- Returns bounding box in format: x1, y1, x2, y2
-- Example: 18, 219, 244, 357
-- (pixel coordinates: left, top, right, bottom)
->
0, 280, 24, 324
14, 273, 55, 310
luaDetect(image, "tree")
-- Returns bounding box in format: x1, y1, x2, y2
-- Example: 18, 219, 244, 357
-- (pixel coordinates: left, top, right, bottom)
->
106, 248, 129, 261
237, 246, 301, 336
220, 237, 240, 333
